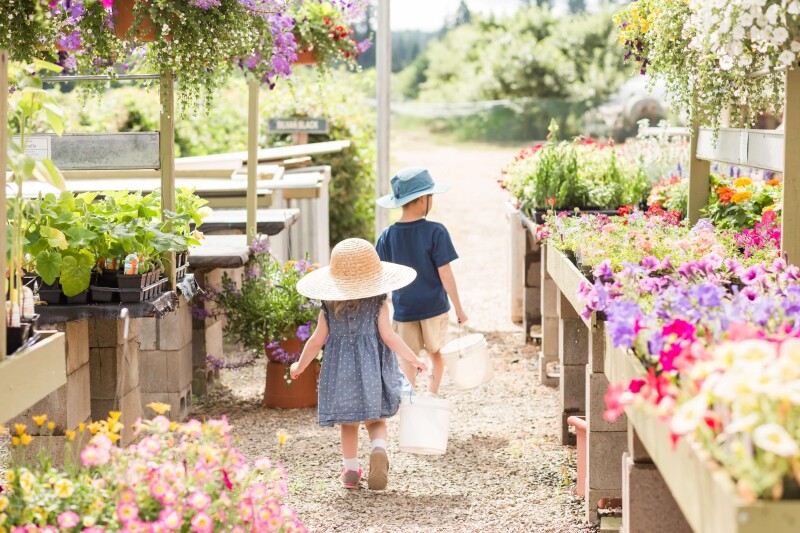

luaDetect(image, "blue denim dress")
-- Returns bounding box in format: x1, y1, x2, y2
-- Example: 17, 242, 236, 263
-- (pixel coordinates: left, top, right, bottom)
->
318, 295, 403, 427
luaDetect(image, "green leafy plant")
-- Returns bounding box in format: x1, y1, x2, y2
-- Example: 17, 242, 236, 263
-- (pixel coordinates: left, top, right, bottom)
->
703, 174, 782, 231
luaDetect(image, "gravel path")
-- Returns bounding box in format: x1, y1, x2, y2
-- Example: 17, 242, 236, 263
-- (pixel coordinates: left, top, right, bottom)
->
194, 332, 588, 532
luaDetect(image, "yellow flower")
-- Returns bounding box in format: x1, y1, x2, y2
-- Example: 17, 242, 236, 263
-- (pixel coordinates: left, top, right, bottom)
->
731, 191, 753, 204
46, 422, 54, 431
5, 472, 15, 484
0, 513, 6, 526
108, 433, 121, 444
65, 430, 76, 442
146, 402, 171, 415
31, 507, 46, 523
169, 421, 179, 431
734, 177, 753, 188
0, 495, 8, 512
78, 422, 86, 434
19, 472, 35, 494
32, 415, 47, 427
13, 424, 25, 436
764, 204, 776, 211
108, 411, 122, 422
54, 478, 74, 498
277, 432, 288, 446
20, 434, 32, 446
10, 437, 19, 447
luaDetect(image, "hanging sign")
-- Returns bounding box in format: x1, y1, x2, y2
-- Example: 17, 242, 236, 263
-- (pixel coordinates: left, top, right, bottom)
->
267, 118, 329, 134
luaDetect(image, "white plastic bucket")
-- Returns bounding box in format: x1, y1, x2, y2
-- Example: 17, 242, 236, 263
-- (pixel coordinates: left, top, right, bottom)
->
398, 395, 451, 455
440, 333, 494, 390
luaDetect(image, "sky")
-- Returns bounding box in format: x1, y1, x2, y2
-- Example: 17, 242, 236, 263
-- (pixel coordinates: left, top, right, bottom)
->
391, 0, 521, 31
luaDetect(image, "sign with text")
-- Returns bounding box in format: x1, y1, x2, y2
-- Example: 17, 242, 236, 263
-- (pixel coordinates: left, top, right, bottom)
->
267, 118, 329, 134
12, 135, 51, 160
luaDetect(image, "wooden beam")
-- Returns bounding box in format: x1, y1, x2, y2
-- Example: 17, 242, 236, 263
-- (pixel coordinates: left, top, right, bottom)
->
782, 67, 800, 266
688, 100, 711, 225
0, 50, 7, 361
247, 81, 259, 245
160, 73, 176, 289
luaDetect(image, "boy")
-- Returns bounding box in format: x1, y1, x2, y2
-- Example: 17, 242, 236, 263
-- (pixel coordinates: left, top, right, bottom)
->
375, 167, 468, 395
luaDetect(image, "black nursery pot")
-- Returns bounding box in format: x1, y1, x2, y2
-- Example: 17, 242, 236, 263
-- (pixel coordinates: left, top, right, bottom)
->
101, 269, 121, 288
117, 273, 148, 289
6, 323, 31, 355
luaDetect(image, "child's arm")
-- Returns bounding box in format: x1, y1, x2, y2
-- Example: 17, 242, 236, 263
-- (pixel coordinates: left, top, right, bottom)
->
377, 301, 428, 373
290, 310, 328, 380
438, 263, 468, 324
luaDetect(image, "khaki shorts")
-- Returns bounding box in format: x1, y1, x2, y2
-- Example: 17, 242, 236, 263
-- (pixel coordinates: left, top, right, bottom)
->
392, 312, 450, 355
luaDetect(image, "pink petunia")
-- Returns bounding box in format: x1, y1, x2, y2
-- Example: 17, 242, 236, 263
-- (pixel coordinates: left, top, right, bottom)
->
57, 511, 80, 529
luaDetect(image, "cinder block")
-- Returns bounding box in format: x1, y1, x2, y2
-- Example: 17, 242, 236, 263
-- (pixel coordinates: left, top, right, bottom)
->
561, 411, 579, 446
91, 386, 141, 447
157, 297, 193, 351
557, 291, 580, 319
587, 429, 626, 490
16, 435, 81, 469
139, 317, 158, 351
204, 319, 224, 358
525, 257, 542, 288
589, 321, 606, 373
89, 340, 140, 400
586, 488, 622, 525
524, 287, 541, 326
560, 364, 586, 412
65, 320, 89, 375
560, 318, 589, 366
139, 350, 168, 393
141, 385, 191, 422
88, 317, 138, 348
538, 352, 559, 388
628, 422, 651, 463
542, 317, 559, 357
14, 363, 91, 433
586, 368, 627, 432
167, 344, 193, 392
622, 452, 692, 533
542, 277, 558, 316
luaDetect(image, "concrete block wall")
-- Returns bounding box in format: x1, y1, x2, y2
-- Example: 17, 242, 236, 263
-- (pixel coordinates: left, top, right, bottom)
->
88, 317, 142, 446
557, 291, 587, 445
139, 295, 193, 421
539, 246, 559, 387
15, 320, 91, 435
584, 321, 627, 523
523, 231, 542, 333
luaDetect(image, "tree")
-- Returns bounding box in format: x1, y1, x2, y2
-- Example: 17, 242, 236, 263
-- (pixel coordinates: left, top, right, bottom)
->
455, 0, 472, 26
568, 0, 586, 13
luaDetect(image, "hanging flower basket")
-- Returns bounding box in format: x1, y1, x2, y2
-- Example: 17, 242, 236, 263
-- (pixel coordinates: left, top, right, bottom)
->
113, 0, 156, 43
293, 48, 317, 66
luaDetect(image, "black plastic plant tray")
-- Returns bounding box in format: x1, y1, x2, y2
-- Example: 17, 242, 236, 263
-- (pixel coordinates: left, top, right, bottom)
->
66, 290, 91, 304
90, 277, 168, 304
117, 273, 148, 289
176, 264, 188, 280
38, 289, 65, 305
6, 323, 31, 355
100, 269, 120, 288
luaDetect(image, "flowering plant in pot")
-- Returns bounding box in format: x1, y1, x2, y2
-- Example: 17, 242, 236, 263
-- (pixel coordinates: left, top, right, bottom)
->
288, 0, 371, 69
212, 237, 321, 406
3, 405, 306, 530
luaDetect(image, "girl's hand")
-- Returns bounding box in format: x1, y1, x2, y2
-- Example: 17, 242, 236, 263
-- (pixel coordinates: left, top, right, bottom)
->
456, 308, 468, 325
413, 358, 428, 374
290, 362, 302, 380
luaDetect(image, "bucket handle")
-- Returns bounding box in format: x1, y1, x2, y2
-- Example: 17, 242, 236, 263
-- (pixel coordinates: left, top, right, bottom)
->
407, 367, 433, 404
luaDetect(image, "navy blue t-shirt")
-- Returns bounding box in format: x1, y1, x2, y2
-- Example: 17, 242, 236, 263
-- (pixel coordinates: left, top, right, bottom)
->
375, 219, 459, 322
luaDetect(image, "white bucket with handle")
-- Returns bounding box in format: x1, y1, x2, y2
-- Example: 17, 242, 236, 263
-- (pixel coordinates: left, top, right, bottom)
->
398, 395, 451, 455
440, 333, 493, 390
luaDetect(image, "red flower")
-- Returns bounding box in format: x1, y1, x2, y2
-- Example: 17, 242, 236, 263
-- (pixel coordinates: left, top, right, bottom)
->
617, 205, 634, 216
545, 197, 557, 207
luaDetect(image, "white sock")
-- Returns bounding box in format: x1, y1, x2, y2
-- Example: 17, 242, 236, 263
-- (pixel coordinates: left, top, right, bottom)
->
343, 457, 359, 472
371, 439, 387, 451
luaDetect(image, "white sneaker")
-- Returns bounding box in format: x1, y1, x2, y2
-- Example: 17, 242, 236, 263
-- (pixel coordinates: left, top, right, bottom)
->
422, 391, 438, 398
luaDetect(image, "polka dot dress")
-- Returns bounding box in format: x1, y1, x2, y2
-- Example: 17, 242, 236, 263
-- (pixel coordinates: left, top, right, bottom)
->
318, 295, 403, 427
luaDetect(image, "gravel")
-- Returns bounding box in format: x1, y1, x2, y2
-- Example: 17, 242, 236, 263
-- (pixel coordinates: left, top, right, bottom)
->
193, 331, 593, 533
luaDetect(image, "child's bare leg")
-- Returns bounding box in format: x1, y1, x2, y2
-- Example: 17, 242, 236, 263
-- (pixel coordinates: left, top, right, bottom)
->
364, 419, 389, 490
427, 351, 445, 394
364, 419, 387, 442
340, 422, 359, 465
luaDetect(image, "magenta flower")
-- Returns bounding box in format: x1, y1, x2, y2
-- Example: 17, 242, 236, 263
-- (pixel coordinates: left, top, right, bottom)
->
116, 501, 139, 524
57, 511, 80, 529
190, 512, 214, 533
188, 490, 212, 511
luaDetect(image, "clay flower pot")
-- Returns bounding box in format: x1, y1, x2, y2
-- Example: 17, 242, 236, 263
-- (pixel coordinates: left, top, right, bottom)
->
263, 361, 320, 409
114, 0, 156, 42
293, 48, 317, 66
265, 335, 304, 364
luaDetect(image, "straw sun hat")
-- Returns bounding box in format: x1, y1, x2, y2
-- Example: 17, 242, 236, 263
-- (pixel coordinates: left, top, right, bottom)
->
296, 238, 417, 301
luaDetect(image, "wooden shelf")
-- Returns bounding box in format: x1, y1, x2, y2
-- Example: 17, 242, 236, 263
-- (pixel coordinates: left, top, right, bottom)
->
546, 246, 593, 328
696, 127, 784, 172
604, 335, 800, 533
0, 331, 66, 423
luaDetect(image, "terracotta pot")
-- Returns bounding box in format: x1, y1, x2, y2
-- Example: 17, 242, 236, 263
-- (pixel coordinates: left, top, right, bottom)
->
263, 361, 319, 409
265, 335, 303, 364
114, 0, 156, 42
293, 48, 317, 66
568, 416, 587, 497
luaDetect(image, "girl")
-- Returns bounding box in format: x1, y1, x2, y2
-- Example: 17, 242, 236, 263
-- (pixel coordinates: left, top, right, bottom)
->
291, 238, 428, 490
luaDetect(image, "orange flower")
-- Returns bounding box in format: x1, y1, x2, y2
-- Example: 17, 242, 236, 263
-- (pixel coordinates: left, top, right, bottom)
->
716, 186, 735, 204
731, 191, 753, 204
766, 178, 782, 186
734, 177, 753, 188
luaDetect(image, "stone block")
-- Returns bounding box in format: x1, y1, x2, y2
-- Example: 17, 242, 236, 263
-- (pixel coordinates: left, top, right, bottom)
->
139, 316, 158, 351
560, 364, 586, 413
140, 344, 193, 394
622, 452, 692, 533
586, 368, 627, 432
204, 320, 224, 359
65, 320, 89, 375
89, 317, 138, 348
561, 411, 578, 446
13, 363, 91, 433
560, 318, 589, 366
589, 321, 606, 373
16, 435, 81, 469
538, 352, 559, 388
141, 386, 192, 422
586, 488, 622, 525
542, 316, 559, 358
587, 429, 626, 490
628, 422, 651, 463
557, 291, 580, 319
524, 286, 541, 326
542, 277, 558, 317
89, 340, 139, 400
525, 258, 541, 289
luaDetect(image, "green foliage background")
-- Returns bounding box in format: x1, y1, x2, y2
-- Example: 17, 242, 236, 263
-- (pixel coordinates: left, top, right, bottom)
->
51, 70, 376, 246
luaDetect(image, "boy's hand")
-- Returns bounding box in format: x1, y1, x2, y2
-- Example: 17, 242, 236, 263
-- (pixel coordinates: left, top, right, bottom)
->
456, 309, 469, 325
413, 358, 428, 374
290, 362, 302, 380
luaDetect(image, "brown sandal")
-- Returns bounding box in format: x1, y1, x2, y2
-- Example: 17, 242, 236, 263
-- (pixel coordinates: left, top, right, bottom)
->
368, 447, 389, 490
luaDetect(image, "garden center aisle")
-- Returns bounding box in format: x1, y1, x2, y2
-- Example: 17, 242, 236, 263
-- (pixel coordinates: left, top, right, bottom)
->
195, 132, 589, 532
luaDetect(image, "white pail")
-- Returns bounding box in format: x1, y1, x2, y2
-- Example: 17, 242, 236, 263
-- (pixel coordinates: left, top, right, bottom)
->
398, 395, 451, 455
440, 333, 493, 390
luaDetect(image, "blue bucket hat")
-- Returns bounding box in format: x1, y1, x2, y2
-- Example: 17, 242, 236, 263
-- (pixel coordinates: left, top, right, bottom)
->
376, 167, 451, 209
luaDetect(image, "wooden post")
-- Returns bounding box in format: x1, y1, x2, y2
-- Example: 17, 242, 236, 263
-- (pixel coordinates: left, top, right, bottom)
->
0, 50, 8, 361
375, 0, 391, 239
247, 81, 259, 246
159, 73, 176, 289
782, 67, 800, 266
291, 132, 309, 146
687, 99, 711, 225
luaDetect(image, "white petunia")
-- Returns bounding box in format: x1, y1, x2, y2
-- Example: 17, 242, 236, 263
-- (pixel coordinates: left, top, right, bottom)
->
753, 423, 799, 457
720, 55, 736, 70
730, 40, 744, 56
671, 395, 708, 436
757, 14, 769, 28
789, 0, 800, 15
765, 4, 779, 24
724, 412, 760, 434
780, 380, 800, 404
751, 26, 763, 42
733, 25, 746, 40
779, 49, 797, 66
772, 27, 789, 45
733, 340, 776, 364
740, 13, 754, 27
